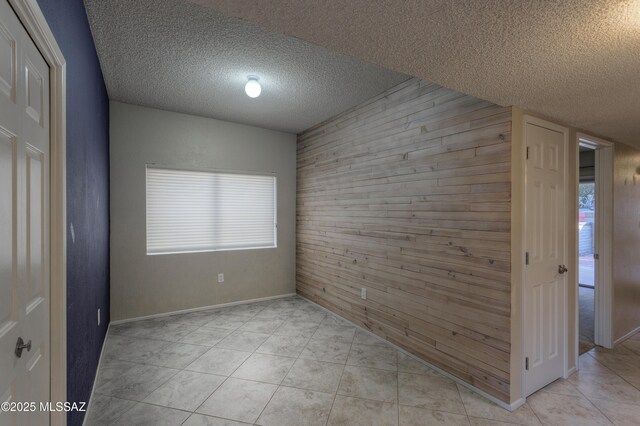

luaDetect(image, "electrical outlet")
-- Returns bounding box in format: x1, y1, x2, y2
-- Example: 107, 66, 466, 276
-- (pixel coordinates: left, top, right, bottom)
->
218, 273, 224, 283
360, 288, 367, 300
97, 308, 101, 326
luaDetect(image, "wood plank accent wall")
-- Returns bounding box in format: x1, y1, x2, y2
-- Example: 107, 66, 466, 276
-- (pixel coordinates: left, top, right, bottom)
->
296, 78, 513, 402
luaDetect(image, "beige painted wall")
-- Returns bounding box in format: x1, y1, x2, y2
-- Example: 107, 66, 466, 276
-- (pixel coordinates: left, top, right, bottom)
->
109, 102, 297, 321
613, 143, 640, 341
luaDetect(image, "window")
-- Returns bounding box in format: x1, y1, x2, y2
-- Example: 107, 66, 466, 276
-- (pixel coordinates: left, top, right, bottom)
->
146, 166, 277, 255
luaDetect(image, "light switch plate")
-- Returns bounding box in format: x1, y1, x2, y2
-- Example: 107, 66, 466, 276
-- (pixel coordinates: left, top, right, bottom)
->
218, 273, 224, 283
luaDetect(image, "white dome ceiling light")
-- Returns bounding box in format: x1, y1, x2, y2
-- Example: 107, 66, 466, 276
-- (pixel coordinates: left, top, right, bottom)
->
245, 76, 261, 98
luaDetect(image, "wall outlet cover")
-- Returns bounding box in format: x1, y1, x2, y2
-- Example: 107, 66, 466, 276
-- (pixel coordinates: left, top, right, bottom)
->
218, 273, 224, 283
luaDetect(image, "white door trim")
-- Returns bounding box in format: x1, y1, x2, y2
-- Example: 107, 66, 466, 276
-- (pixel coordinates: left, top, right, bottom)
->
576, 133, 614, 353
520, 114, 570, 397
7, 1, 66, 425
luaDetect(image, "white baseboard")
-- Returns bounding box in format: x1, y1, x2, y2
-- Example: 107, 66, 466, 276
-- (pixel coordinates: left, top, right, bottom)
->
109, 293, 297, 325
297, 295, 520, 412
82, 323, 111, 426
614, 325, 640, 346
508, 398, 526, 411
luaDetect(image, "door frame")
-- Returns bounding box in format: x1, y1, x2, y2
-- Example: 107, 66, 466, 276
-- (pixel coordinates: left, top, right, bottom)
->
7, 0, 66, 424
520, 114, 570, 397
575, 133, 614, 354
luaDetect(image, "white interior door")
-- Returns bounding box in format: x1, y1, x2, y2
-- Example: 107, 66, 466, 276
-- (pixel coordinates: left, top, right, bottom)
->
523, 120, 567, 396
0, 0, 51, 423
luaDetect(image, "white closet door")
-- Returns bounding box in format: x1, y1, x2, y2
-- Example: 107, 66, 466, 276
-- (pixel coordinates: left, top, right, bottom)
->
0, 0, 50, 424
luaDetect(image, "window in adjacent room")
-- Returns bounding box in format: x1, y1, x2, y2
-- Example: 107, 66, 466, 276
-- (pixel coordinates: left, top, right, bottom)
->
146, 166, 277, 255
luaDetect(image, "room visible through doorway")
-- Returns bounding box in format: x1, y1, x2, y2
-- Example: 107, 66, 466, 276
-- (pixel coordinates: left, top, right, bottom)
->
578, 145, 596, 354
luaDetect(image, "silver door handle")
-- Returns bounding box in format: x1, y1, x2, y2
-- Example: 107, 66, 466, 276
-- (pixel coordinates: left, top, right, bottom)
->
558, 265, 568, 274
15, 337, 31, 358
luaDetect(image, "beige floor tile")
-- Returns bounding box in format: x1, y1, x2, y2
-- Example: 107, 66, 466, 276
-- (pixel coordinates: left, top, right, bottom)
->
300, 338, 352, 364
239, 318, 284, 334
282, 358, 345, 393
590, 398, 640, 426
527, 392, 612, 426
183, 413, 250, 425
256, 334, 309, 357
92, 297, 640, 426
457, 386, 540, 426
143, 342, 210, 369
591, 345, 637, 356
201, 315, 248, 330
568, 370, 640, 404
397, 352, 442, 377
143, 370, 225, 411
231, 353, 295, 384
621, 338, 640, 355
153, 322, 201, 342
102, 335, 172, 364
288, 309, 327, 324
399, 405, 470, 425
328, 396, 398, 426
347, 343, 398, 371
256, 386, 334, 426
398, 372, 465, 415
253, 306, 296, 321
95, 364, 179, 401
579, 353, 615, 375
273, 320, 320, 338
215, 330, 270, 352
185, 347, 251, 376
589, 350, 640, 376
467, 418, 523, 426
84, 395, 136, 426
94, 358, 138, 387
321, 314, 354, 327
538, 378, 581, 397
196, 378, 277, 423
620, 374, 640, 390
113, 402, 190, 426
337, 365, 398, 402
353, 330, 392, 348
180, 327, 232, 346
312, 324, 356, 342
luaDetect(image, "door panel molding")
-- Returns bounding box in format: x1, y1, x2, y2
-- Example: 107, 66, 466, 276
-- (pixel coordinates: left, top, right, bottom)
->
7, 1, 66, 425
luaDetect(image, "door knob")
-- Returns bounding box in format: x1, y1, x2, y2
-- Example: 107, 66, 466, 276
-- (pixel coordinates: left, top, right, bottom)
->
558, 264, 568, 274
15, 337, 31, 358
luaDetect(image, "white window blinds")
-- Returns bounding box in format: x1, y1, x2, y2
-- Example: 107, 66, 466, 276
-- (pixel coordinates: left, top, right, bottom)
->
146, 167, 277, 255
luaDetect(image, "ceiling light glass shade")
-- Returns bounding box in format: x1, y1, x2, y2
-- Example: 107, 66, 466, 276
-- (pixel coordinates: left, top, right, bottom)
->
245, 77, 261, 98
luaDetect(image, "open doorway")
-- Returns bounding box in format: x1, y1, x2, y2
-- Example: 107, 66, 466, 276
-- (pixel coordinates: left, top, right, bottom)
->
576, 134, 614, 357
578, 146, 596, 353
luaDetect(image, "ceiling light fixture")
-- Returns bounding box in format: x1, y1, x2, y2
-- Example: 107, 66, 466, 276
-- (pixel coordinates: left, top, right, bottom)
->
245, 76, 261, 98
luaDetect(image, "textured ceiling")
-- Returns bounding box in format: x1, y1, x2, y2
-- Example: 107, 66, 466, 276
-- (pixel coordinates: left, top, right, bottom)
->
83, 0, 408, 134
191, 0, 640, 147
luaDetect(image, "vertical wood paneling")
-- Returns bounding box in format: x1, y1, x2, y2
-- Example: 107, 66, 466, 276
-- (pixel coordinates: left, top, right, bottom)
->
296, 78, 512, 402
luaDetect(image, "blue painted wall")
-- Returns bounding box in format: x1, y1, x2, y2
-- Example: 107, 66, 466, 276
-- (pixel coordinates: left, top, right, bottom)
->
35, 1, 110, 425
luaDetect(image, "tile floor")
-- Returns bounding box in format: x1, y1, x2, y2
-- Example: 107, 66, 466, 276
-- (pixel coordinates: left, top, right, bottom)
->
85, 296, 640, 425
